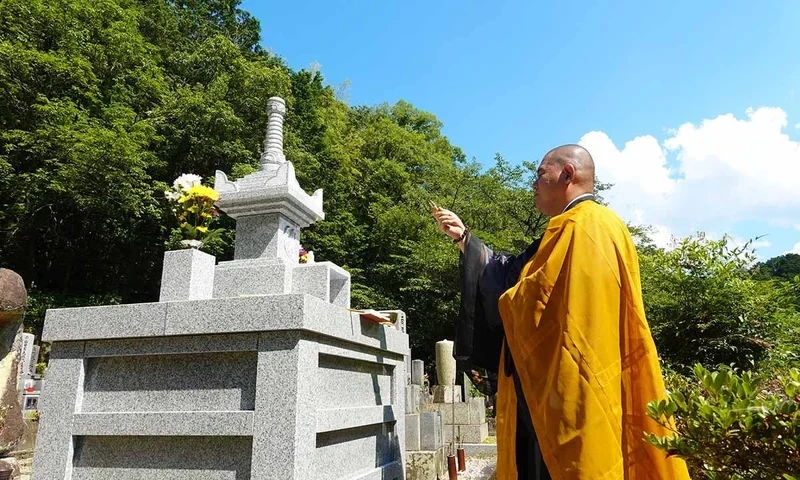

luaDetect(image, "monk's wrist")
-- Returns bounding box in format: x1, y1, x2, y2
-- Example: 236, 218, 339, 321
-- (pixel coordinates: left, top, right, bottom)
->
453, 226, 469, 244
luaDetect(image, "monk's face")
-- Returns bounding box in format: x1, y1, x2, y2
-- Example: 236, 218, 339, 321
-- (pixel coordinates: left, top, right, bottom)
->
533, 157, 567, 216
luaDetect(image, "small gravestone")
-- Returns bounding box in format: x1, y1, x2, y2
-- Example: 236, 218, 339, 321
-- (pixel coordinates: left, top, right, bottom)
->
432, 339, 461, 403
411, 359, 424, 386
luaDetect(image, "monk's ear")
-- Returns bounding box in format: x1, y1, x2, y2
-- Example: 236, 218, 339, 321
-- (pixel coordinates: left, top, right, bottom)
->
562, 163, 576, 184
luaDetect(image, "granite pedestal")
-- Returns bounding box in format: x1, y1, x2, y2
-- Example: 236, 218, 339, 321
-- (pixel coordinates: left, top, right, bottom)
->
421, 397, 489, 445
33, 290, 408, 480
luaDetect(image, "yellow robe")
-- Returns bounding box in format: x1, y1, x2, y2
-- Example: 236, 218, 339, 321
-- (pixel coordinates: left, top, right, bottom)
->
496, 201, 690, 479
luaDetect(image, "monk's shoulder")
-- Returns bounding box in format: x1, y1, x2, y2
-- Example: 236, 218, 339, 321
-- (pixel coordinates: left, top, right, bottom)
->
572, 203, 635, 245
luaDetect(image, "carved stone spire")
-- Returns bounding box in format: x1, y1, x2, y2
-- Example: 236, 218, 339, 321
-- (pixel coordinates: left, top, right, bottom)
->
215, 96, 323, 264
260, 97, 287, 167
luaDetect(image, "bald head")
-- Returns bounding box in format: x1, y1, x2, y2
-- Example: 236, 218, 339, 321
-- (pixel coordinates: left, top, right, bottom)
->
533, 144, 596, 216
542, 144, 595, 188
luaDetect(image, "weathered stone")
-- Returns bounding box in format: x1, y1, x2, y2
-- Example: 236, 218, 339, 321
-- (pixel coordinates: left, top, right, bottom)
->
0, 457, 19, 480
432, 385, 462, 403
0, 268, 26, 324
406, 447, 447, 480
420, 397, 486, 425
419, 411, 443, 451
411, 359, 424, 386
405, 385, 420, 414
0, 269, 25, 456
405, 413, 421, 451
435, 339, 455, 386
442, 422, 489, 444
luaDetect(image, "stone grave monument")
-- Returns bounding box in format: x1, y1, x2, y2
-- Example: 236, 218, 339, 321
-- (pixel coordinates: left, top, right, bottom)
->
404, 359, 447, 480
31, 97, 409, 480
420, 339, 488, 446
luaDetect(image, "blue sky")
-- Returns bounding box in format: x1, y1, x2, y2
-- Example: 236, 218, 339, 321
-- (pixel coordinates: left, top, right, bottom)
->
242, 0, 800, 259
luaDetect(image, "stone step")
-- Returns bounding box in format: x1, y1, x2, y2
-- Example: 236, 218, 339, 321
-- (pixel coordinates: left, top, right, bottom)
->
461, 442, 498, 458
442, 423, 489, 444
420, 397, 486, 425
406, 447, 448, 480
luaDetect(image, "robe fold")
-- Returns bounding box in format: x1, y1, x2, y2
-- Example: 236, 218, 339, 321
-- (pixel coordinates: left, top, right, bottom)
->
496, 201, 690, 479
455, 227, 549, 479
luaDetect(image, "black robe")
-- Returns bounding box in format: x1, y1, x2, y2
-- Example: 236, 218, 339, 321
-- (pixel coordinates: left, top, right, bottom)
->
454, 234, 550, 480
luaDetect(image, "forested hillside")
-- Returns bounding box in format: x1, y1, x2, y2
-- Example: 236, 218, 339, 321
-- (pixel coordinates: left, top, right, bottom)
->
0, 0, 553, 359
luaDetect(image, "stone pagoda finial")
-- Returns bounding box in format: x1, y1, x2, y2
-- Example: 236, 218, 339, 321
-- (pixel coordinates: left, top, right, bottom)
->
214, 96, 323, 264
260, 97, 287, 167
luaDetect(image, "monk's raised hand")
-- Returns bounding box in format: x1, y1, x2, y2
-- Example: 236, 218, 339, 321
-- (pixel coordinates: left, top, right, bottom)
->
432, 207, 465, 241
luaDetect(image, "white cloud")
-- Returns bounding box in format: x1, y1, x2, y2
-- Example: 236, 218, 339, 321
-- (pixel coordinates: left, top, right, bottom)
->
581, 107, 800, 244
649, 225, 676, 250
795, 123, 800, 129
787, 242, 800, 255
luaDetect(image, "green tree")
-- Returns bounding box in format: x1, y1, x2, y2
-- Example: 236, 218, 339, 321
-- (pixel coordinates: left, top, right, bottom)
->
753, 253, 800, 281
0, 0, 289, 302
638, 234, 797, 371
0, 0, 612, 366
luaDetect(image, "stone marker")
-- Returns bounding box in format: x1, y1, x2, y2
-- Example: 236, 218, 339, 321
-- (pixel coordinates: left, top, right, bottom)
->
434, 339, 455, 386
419, 411, 443, 451
411, 359, 424, 386
406, 384, 421, 414
405, 413, 421, 451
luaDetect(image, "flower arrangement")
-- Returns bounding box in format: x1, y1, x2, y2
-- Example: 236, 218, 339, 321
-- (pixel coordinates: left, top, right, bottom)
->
165, 173, 224, 248
299, 246, 314, 264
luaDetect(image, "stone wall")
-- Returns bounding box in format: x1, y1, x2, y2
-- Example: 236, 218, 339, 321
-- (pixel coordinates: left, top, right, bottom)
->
33, 295, 408, 480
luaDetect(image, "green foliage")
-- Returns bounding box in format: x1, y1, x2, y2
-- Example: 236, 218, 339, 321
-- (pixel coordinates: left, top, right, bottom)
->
1, 0, 786, 388
638, 233, 798, 371
24, 291, 121, 340
753, 253, 800, 281
646, 364, 800, 479
164, 175, 225, 246
0, 0, 561, 363
0, 0, 289, 303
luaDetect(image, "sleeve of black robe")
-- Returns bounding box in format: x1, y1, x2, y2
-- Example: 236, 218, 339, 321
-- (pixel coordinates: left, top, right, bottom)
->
453, 231, 541, 375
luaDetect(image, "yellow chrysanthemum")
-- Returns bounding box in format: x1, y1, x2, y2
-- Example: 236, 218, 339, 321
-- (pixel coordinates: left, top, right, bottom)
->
186, 184, 219, 201
196, 226, 208, 233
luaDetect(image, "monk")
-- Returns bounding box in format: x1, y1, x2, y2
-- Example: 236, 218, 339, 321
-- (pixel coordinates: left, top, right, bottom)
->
432, 145, 689, 479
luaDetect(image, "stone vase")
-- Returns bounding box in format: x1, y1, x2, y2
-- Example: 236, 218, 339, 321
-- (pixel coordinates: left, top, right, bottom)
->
435, 340, 456, 386
180, 239, 204, 249
159, 248, 215, 302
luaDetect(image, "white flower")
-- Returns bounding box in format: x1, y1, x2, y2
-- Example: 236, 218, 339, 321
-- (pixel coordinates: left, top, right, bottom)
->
164, 190, 181, 201
173, 173, 202, 192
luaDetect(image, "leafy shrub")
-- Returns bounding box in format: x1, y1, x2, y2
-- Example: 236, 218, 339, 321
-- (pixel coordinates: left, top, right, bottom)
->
638, 234, 795, 371
646, 364, 800, 479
